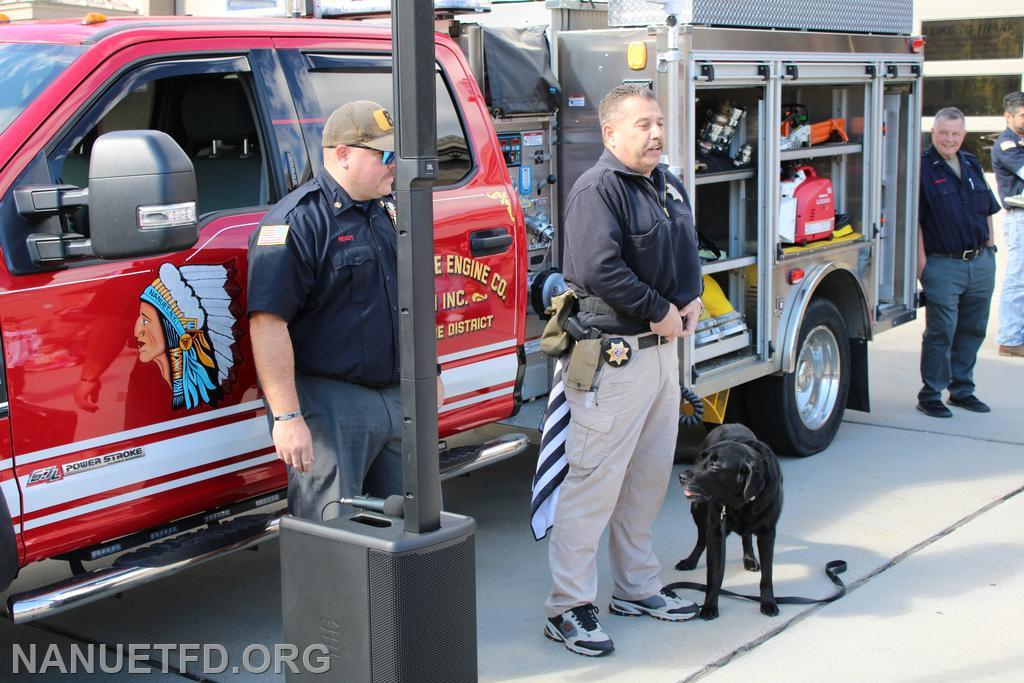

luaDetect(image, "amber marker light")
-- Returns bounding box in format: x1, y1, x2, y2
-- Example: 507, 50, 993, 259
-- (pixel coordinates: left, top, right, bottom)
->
627, 41, 647, 71
81, 12, 108, 25
0, 13, 11, 24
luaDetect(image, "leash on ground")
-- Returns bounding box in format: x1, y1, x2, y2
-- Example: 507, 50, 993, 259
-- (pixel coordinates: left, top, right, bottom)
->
664, 560, 848, 605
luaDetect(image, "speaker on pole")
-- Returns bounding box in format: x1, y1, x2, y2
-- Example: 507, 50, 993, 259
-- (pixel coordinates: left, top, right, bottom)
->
281, 1, 477, 681
280, 511, 476, 682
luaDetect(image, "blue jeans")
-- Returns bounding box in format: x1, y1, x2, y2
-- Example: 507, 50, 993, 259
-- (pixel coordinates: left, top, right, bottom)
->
918, 249, 996, 402
996, 210, 1024, 347
267, 374, 404, 521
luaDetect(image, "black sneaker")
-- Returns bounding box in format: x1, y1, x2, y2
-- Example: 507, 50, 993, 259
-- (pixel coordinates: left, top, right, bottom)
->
948, 395, 991, 413
916, 400, 952, 418
544, 604, 614, 657
609, 587, 698, 622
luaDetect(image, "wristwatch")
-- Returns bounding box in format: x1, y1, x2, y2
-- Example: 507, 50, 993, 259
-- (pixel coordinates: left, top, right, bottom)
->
273, 410, 303, 422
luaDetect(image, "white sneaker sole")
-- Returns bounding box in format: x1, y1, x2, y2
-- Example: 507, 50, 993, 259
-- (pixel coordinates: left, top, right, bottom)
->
544, 622, 614, 657
608, 599, 698, 622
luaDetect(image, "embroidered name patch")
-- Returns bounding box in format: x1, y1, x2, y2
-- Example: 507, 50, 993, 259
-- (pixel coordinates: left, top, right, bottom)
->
1000, 140, 1018, 151
257, 224, 290, 246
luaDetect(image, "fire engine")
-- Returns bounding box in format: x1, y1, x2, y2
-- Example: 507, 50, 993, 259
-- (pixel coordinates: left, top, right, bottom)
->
0, 0, 922, 622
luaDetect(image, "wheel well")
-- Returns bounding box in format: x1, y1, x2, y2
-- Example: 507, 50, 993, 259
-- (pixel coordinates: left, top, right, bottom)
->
0, 491, 19, 592
802, 270, 871, 414
812, 270, 872, 341
782, 265, 871, 374
779, 266, 871, 413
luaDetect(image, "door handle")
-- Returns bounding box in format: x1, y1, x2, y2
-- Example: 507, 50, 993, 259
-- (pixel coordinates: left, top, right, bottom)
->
469, 227, 512, 257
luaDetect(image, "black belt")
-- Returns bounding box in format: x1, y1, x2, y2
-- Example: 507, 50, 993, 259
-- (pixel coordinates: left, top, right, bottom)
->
928, 248, 982, 261
636, 333, 671, 350
596, 333, 670, 349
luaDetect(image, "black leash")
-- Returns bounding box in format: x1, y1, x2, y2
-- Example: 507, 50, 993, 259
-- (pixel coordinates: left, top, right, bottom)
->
664, 560, 849, 605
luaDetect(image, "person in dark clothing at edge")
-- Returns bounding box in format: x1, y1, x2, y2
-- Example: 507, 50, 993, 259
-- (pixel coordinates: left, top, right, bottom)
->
990, 91, 1024, 358
543, 84, 703, 657
247, 101, 444, 520
916, 107, 999, 419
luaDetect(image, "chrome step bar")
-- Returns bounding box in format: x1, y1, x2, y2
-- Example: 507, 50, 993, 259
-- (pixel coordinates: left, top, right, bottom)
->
5, 433, 530, 624
439, 432, 530, 480
6, 514, 283, 625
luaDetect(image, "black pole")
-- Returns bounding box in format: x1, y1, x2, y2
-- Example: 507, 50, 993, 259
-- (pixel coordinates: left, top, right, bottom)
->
393, 0, 441, 534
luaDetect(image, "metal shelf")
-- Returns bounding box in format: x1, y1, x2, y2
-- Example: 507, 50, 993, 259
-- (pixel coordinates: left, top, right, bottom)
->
701, 255, 757, 275
693, 331, 752, 364
780, 143, 863, 161
694, 168, 756, 186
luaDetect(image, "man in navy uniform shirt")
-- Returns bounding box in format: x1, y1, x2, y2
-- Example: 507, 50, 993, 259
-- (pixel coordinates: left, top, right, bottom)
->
247, 101, 443, 520
990, 91, 1024, 358
916, 107, 1000, 418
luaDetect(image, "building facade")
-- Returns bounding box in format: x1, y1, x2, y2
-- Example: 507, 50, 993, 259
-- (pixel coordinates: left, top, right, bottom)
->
917, 1, 1024, 169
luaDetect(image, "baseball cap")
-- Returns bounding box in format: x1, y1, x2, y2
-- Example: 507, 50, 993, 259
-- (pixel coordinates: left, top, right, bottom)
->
322, 100, 395, 152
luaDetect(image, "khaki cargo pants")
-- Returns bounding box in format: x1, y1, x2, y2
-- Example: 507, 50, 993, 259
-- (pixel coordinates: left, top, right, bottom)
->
545, 335, 680, 617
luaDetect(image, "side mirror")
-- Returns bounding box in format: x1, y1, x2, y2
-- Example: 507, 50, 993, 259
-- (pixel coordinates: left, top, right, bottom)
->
89, 130, 198, 259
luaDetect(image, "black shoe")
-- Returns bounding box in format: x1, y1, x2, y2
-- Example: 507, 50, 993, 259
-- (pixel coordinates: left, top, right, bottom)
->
948, 395, 991, 413
916, 400, 952, 418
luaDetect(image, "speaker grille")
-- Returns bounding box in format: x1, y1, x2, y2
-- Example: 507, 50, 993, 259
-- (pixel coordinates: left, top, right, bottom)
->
368, 535, 477, 682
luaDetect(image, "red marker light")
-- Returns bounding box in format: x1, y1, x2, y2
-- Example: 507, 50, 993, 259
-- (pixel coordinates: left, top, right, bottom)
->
909, 36, 925, 53
788, 268, 805, 285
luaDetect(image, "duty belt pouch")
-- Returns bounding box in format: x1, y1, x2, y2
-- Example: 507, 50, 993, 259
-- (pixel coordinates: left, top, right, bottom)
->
541, 289, 579, 358
564, 339, 602, 391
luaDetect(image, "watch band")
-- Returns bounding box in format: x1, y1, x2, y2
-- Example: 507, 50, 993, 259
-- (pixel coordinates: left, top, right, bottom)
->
273, 410, 303, 422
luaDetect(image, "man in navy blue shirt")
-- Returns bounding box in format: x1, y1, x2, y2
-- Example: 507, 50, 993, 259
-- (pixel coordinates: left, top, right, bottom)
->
990, 91, 1024, 358
247, 101, 443, 520
916, 107, 1000, 418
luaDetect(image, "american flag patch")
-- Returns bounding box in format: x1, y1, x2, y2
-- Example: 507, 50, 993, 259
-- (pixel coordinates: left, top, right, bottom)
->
256, 224, 290, 246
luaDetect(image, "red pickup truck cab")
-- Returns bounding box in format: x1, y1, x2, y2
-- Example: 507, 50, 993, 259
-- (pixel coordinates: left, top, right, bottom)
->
0, 16, 527, 619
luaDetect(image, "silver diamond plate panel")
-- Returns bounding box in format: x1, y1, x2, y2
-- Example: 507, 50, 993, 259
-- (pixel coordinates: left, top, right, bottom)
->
608, 0, 913, 35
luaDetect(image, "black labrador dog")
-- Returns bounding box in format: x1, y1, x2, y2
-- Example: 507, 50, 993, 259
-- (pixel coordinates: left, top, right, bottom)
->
677, 423, 783, 619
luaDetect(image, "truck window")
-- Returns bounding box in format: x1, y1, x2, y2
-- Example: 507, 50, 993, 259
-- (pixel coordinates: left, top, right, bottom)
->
49, 68, 269, 228
0, 43, 84, 135
303, 67, 472, 186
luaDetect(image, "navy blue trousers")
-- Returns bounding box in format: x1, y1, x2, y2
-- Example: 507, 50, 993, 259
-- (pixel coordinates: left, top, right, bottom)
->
918, 249, 996, 402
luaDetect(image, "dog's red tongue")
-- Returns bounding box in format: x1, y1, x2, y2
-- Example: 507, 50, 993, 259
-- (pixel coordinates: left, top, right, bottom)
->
683, 489, 695, 498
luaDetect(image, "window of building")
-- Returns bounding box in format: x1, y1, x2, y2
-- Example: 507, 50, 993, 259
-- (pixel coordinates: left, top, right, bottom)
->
921, 131, 998, 172
923, 75, 1023, 117
922, 17, 1024, 61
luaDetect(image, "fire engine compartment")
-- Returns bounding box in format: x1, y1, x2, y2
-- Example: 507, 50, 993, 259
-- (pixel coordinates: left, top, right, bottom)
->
456, 1, 921, 406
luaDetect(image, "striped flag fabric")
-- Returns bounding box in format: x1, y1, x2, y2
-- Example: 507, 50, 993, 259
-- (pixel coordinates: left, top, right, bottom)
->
530, 359, 570, 541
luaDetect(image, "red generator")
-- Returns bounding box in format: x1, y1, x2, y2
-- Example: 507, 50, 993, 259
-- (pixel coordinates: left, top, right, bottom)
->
779, 165, 835, 244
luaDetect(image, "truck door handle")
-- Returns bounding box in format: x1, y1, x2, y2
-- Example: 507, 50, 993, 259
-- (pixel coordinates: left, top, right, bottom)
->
469, 227, 512, 256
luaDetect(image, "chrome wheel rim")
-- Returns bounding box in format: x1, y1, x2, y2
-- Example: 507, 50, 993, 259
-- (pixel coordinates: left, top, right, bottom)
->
794, 325, 841, 430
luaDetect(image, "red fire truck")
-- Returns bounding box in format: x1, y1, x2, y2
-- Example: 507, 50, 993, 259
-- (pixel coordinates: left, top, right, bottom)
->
0, 0, 923, 622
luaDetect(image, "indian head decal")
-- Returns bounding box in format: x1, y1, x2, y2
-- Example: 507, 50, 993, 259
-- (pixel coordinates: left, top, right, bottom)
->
136, 262, 240, 410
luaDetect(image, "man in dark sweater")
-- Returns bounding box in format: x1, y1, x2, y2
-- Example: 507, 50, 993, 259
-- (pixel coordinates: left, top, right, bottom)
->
543, 84, 703, 657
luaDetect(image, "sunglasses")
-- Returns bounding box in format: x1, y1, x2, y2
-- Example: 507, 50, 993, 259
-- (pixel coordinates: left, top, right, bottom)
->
351, 144, 396, 165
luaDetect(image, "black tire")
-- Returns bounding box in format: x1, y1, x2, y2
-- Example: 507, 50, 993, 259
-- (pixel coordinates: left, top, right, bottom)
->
746, 298, 851, 456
